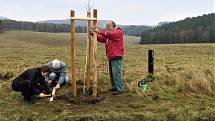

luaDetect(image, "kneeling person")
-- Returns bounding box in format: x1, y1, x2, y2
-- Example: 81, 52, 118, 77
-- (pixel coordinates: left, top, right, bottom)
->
45, 59, 71, 97
11, 66, 51, 104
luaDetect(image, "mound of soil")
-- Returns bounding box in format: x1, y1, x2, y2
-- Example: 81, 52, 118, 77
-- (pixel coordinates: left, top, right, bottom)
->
64, 96, 105, 104
54, 83, 106, 104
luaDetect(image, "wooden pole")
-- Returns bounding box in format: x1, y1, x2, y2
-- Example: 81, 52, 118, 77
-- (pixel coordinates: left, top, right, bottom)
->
70, 10, 77, 97
92, 9, 98, 97
85, 11, 92, 94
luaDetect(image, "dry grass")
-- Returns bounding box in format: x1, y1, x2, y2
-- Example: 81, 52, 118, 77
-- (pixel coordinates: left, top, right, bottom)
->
0, 31, 140, 48
174, 68, 215, 96
0, 31, 215, 120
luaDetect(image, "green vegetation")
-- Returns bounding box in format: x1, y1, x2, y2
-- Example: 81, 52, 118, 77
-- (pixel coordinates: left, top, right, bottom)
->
120, 25, 153, 36
0, 20, 3, 33
140, 13, 215, 44
0, 31, 215, 121
1, 19, 152, 36
1, 20, 86, 33
0, 19, 152, 36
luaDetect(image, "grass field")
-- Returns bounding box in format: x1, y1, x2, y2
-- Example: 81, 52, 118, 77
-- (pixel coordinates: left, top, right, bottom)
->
0, 31, 215, 121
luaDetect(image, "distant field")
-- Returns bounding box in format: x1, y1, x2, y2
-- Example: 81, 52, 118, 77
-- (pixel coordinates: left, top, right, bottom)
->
0, 31, 215, 120
0, 31, 140, 48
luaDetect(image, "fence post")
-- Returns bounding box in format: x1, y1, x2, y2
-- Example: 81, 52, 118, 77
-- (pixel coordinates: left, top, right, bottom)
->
148, 49, 154, 75
70, 10, 77, 97
92, 9, 98, 97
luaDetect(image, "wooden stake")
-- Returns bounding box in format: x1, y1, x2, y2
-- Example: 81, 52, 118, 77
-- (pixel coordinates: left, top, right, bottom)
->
85, 11, 92, 94
70, 10, 77, 97
92, 9, 98, 97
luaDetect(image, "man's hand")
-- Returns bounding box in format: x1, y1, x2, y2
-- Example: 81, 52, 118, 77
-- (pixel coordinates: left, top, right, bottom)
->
48, 80, 52, 86
90, 31, 94, 36
38, 93, 51, 98
94, 27, 99, 33
90, 26, 99, 36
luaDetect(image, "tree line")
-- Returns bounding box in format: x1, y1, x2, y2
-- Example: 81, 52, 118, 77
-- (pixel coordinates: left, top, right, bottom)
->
0, 20, 3, 33
120, 25, 153, 36
0, 19, 87, 33
140, 13, 215, 44
0, 19, 153, 36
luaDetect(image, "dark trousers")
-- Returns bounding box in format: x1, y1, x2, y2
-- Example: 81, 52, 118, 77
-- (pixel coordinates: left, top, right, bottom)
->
12, 79, 34, 101
109, 59, 123, 92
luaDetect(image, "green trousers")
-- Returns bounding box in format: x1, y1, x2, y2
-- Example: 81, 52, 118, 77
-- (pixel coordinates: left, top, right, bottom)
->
109, 59, 123, 92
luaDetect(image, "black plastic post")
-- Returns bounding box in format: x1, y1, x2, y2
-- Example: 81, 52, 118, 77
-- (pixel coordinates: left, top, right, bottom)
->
148, 49, 154, 75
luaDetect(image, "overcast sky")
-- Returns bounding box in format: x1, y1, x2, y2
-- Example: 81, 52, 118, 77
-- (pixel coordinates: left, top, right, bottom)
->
0, 0, 214, 25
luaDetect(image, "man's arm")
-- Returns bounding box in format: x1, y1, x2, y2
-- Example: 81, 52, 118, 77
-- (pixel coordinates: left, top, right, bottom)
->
32, 84, 41, 95
37, 83, 52, 98
104, 29, 123, 42
97, 33, 107, 43
44, 76, 49, 83
92, 27, 107, 43
41, 78, 51, 94
36, 78, 51, 97
44, 62, 52, 84
57, 65, 67, 85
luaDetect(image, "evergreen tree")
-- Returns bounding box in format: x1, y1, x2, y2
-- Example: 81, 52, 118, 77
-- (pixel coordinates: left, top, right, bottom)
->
140, 13, 215, 44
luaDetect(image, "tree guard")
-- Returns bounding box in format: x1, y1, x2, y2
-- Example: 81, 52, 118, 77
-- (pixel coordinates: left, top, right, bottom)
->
70, 9, 98, 97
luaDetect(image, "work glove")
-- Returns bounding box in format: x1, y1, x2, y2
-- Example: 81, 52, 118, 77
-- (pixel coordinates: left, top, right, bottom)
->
38, 93, 51, 98
51, 84, 60, 96
52, 87, 56, 96
55, 84, 60, 89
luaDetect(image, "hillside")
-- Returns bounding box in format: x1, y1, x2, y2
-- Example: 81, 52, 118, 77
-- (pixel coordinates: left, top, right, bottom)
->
0, 19, 152, 36
38, 19, 108, 28
38, 19, 153, 36
0, 31, 140, 48
140, 13, 215, 44
0, 19, 87, 33
120, 25, 153, 36
0, 16, 9, 20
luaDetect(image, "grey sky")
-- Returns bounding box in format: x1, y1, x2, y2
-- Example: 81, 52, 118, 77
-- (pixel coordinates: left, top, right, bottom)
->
0, 0, 214, 25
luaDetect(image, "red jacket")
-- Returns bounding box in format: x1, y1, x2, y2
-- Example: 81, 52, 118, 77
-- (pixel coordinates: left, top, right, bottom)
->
97, 27, 124, 60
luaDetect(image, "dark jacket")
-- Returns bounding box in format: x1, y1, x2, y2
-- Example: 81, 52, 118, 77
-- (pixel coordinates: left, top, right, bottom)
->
13, 67, 50, 94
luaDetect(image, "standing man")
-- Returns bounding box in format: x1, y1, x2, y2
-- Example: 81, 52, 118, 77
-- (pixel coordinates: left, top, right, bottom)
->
11, 65, 51, 104
96, 21, 124, 95
45, 59, 71, 97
